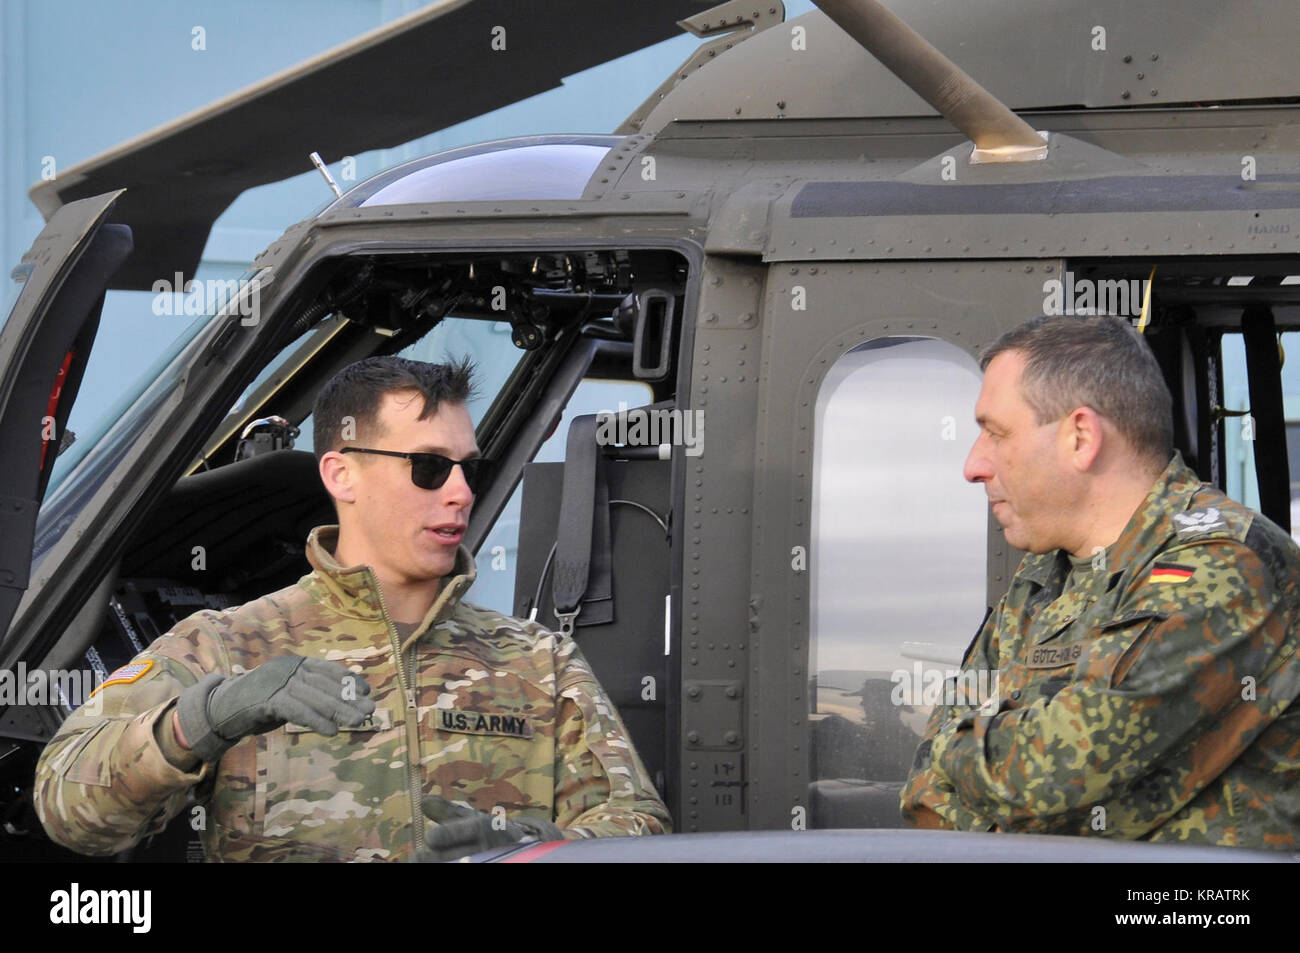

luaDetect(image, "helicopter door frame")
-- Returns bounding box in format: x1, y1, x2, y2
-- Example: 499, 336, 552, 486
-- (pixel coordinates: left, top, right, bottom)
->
743, 258, 1049, 831
0, 191, 132, 647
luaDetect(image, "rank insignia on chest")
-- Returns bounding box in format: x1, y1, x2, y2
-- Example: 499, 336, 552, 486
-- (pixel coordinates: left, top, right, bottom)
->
437, 709, 535, 739
1149, 562, 1195, 584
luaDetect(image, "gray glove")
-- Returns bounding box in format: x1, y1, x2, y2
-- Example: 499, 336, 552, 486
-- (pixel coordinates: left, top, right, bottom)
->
177, 656, 375, 763
419, 795, 563, 862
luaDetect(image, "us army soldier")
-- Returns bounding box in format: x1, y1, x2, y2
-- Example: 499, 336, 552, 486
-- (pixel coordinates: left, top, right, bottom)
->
902, 315, 1300, 848
36, 356, 670, 861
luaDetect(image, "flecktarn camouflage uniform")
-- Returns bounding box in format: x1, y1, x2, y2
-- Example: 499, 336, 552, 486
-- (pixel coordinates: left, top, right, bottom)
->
902, 453, 1300, 848
35, 526, 670, 861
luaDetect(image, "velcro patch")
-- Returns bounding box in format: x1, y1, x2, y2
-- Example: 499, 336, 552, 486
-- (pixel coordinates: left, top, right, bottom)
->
88, 659, 154, 698
1025, 643, 1083, 669
286, 707, 392, 733
1149, 562, 1195, 584
436, 709, 534, 739
1172, 507, 1226, 538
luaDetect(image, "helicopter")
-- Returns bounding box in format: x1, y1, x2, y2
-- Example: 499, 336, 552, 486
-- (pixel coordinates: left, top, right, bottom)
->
0, 0, 1297, 863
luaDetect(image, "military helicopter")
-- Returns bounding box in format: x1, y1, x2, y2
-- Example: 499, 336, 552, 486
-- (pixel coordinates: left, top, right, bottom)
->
1, 0, 1297, 862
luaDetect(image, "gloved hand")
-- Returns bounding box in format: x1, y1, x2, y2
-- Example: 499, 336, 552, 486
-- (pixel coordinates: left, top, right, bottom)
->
419, 795, 563, 862
177, 656, 375, 763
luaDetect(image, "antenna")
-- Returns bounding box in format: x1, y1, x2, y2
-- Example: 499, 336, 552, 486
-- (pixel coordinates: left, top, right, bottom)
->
309, 151, 343, 198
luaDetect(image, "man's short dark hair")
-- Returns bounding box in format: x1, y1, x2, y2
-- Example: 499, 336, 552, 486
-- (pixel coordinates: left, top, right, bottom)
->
980, 315, 1173, 469
312, 355, 475, 460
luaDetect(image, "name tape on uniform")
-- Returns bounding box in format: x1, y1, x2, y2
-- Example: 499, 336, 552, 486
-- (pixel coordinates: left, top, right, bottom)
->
1025, 643, 1084, 669
286, 707, 393, 733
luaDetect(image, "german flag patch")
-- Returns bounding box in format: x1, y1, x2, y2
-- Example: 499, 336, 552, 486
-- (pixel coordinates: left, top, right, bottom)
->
88, 659, 154, 698
1149, 562, 1195, 584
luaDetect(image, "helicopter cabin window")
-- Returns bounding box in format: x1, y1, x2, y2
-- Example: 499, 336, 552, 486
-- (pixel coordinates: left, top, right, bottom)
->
808, 336, 986, 829
1220, 330, 1300, 545
474, 376, 653, 615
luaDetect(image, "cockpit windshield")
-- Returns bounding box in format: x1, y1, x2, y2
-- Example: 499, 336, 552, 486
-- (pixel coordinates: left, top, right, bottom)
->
34, 270, 265, 566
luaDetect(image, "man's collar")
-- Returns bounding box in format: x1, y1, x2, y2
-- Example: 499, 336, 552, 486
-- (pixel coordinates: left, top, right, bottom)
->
1104, 451, 1202, 570
1015, 452, 1201, 589
303, 525, 477, 635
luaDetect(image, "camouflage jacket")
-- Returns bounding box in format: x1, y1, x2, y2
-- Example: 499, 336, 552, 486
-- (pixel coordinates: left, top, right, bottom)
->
901, 453, 1300, 849
35, 526, 670, 861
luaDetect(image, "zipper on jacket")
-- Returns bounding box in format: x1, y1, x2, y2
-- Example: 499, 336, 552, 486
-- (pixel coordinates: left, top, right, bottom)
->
370, 573, 426, 856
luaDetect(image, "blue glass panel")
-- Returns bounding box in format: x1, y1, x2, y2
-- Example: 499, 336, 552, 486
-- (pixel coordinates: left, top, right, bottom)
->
329, 136, 623, 208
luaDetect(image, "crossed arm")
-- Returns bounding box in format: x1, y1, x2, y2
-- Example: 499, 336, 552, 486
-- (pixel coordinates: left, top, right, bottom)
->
902, 542, 1294, 838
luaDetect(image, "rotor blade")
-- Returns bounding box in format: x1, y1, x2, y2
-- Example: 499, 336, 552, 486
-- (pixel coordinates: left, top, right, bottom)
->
29, 0, 709, 290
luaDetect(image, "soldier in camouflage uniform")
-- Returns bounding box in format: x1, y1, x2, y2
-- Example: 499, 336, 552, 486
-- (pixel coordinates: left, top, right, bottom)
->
901, 315, 1300, 849
35, 356, 670, 861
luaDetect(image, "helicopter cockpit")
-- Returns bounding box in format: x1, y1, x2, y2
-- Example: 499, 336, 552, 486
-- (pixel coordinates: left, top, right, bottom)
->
22, 220, 691, 857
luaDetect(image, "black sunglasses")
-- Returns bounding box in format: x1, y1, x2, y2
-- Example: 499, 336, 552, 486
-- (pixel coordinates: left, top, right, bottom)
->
340, 448, 491, 493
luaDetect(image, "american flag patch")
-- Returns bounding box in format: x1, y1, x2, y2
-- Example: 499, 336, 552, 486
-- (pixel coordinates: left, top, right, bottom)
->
88, 659, 155, 698
1149, 562, 1194, 584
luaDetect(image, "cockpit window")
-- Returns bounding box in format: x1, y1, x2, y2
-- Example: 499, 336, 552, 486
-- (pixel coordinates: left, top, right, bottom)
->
329, 136, 624, 208
48, 269, 264, 492
34, 270, 266, 566
291, 318, 523, 454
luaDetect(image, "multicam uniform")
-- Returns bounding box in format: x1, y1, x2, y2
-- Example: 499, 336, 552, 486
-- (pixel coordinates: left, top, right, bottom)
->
35, 526, 670, 861
901, 453, 1300, 848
